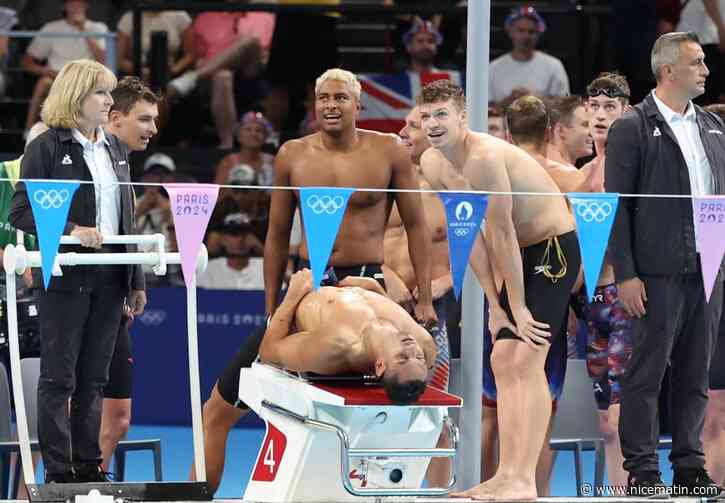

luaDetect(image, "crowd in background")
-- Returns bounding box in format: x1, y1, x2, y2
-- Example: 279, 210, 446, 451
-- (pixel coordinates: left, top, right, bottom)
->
1, 0, 724, 292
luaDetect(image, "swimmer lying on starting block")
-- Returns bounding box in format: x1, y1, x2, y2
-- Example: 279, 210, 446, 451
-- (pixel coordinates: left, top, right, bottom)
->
259, 268, 438, 404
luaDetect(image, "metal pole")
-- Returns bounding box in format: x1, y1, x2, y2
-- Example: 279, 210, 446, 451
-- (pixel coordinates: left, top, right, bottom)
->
458, 0, 490, 491
3, 250, 34, 485
187, 271, 207, 482
105, 32, 118, 75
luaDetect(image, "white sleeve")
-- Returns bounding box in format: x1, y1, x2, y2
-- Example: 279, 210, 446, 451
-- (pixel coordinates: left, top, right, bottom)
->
27, 23, 52, 61
117, 11, 132, 35
174, 11, 192, 33
488, 63, 498, 103
549, 59, 571, 97
197, 267, 214, 289
90, 22, 109, 50
249, 258, 265, 290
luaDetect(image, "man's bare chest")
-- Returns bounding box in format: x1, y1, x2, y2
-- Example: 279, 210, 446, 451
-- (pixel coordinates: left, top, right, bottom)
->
290, 153, 393, 209
440, 165, 472, 191
290, 152, 392, 186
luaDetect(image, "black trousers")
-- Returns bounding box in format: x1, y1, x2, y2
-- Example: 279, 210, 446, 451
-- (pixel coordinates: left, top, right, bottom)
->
36, 267, 125, 475
619, 273, 724, 473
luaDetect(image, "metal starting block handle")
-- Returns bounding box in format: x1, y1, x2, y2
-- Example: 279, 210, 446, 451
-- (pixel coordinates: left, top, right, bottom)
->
261, 399, 459, 497
4, 234, 207, 277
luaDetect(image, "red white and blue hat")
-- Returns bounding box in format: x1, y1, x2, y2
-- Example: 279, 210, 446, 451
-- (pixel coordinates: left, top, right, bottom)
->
504, 5, 547, 34
402, 17, 443, 46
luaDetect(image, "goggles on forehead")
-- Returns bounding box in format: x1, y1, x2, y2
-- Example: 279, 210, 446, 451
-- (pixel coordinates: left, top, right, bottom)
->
587, 86, 629, 99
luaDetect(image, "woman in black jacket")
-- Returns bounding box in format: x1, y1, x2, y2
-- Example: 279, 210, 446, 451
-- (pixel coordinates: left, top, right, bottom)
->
10, 58, 145, 484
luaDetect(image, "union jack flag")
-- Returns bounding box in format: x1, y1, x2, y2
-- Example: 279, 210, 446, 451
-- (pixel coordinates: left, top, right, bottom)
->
357, 70, 463, 134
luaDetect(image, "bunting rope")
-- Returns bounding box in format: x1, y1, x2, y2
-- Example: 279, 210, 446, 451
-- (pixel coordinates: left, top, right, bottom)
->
1, 176, 724, 199
11, 175, 724, 303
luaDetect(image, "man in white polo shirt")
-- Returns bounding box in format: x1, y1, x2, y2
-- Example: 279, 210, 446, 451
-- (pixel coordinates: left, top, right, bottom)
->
199, 212, 264, 290
489, 5, 570, 103
22, 0, 107, 132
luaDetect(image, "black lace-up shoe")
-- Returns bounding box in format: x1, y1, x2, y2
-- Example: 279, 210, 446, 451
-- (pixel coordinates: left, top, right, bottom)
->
672, 468, 724, 499
75, 464, 113, 483
44, 470, 77, 484
627, 470, 670, 499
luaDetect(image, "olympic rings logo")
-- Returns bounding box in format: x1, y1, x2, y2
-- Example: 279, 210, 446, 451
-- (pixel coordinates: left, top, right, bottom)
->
306, 195, 344, 215
576, 201, 613, 223
138, 310, 166, 326
33, 189, 70, 210
454, 228, 469, 237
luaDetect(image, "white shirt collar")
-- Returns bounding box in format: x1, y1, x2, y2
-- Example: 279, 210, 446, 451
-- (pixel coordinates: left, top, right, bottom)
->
651, 90, 696, 124
71, 127, 109, 149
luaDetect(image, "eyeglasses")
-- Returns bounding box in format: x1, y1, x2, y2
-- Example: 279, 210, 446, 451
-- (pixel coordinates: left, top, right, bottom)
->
587, 86, 629, 99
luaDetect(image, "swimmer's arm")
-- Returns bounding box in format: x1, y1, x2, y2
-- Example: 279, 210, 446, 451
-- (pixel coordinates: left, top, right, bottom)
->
419, 149, 445, 189
467, 156, 527, 311
264, 142, 298, 314
260, 325, 351, 374
469, 231, 504, 309
577, 156, 605, 193
547, 165, 585, 194
258, 284, 309, 367
390, 142, 433, 306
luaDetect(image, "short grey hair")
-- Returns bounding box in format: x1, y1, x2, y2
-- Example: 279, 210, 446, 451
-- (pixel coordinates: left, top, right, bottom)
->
651, 31, 701, 81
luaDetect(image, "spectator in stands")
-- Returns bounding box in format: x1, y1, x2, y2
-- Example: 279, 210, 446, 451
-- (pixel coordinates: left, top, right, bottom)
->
116, 5, 194, 82
402, 16, 443, 73
546, 95, 593, 166
213, 111, 275, 187
198, 212, 264, 290
226, 164, 270, 239
208, 164, 269, 258
135, 153, 176, 263
676, 1, 725, 104
0, 3, 18, 96
22, 0, 107, 132
489, 5, 570, 103
299, 83, 319, 137
207, 200, 240, 260
487, 102, 507, 140
17, 0, 115, 31
167, 2, 275, 149
258, 84, 290, 150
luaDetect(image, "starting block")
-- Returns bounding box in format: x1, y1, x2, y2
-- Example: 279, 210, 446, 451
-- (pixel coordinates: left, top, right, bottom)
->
239, 362, 462, 502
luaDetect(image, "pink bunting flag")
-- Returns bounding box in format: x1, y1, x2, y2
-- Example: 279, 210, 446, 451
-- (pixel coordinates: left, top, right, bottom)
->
693, 197, 725, 302
164, 184, 219, 288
